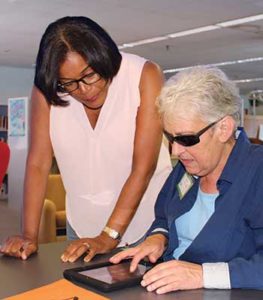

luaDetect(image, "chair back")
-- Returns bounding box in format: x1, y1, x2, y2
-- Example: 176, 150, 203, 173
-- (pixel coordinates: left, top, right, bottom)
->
0, 141, 10, 187
249, 137, 263, 145
45, 174, 65, 210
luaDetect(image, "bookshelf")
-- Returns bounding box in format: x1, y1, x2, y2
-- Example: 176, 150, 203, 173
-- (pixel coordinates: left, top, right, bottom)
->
0, 105, 8, 200
0, 105, 8, 142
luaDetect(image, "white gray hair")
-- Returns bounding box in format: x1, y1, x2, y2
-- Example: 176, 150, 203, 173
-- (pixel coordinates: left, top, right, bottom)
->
158, 66, 242, 127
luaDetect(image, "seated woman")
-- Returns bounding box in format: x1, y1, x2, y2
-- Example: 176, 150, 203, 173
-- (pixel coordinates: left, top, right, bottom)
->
111, 66, 263, 293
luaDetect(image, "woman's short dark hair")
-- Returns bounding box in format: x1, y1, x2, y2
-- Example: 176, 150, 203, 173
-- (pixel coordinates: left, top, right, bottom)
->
34, 16, 122, 106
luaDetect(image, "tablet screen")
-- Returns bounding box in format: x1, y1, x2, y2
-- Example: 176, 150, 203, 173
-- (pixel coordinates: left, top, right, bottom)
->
79, 261, 147, 284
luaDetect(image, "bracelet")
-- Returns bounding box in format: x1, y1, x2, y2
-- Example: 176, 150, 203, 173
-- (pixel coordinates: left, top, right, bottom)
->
103, 226, 122, 241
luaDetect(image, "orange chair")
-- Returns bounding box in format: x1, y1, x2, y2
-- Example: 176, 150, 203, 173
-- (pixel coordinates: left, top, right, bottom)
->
39, 174, 66, 243
0, 141, 10, 188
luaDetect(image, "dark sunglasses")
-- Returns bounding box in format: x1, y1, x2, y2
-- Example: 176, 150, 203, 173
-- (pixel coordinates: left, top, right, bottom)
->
163, 118, 223, 147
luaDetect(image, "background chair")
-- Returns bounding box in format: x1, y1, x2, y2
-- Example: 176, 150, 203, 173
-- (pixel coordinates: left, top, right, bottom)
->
0, 141, 10, 188
249, 137, 263, 145
39, 174, 66, 243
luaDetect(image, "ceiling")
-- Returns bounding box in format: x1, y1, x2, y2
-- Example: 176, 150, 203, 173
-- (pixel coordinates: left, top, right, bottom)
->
1, 0, 263, 96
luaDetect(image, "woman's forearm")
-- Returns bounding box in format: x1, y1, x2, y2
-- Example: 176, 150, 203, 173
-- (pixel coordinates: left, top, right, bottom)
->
105, 166, 156, 236
22, 161, 51, 241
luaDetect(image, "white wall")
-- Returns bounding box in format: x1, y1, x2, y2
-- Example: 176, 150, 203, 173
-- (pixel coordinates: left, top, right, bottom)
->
0, 66, 34, 104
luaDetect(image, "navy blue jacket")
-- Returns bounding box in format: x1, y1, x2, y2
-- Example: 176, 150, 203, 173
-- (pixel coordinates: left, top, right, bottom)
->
146, 130, 263, 289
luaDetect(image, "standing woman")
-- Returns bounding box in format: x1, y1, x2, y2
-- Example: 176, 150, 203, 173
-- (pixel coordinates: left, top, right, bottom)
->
0, 16, 171, 261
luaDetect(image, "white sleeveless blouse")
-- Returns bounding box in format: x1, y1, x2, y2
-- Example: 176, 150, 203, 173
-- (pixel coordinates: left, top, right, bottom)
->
50, 52, 172, 244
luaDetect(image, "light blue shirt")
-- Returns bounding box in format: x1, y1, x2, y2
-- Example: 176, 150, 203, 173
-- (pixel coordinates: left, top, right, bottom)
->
173, 187, 218, 259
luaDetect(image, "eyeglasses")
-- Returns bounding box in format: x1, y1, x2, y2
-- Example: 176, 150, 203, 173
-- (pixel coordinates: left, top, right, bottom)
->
57, 71, 101, 93
163, 118, 223, 147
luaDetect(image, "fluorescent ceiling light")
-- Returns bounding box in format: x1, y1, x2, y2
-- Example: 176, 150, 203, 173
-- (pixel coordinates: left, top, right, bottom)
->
217, 14, 263, 27
163, 57, 263, 85
234, 78, 263, 83
163, 57, 263, 74
119, 36, 167, 49
167, 25, 218, 38
118, 13, 263, 49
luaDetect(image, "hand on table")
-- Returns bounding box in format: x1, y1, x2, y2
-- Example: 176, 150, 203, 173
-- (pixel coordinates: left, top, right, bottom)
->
61, 233, 119, 263
0, 235, 38, 260
110, 234, 166, 272
141, 260, 203, 294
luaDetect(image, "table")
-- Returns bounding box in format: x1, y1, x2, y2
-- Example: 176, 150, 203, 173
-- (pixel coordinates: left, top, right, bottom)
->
0, 241, 262, 300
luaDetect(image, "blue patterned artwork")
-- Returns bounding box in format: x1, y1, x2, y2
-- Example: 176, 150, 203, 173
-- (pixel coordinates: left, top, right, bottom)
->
9, 98, 26, 136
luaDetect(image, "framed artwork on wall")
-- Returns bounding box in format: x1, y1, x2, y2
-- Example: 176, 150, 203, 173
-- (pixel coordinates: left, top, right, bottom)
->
7, 97, 29, 210
8, 97, 28, 137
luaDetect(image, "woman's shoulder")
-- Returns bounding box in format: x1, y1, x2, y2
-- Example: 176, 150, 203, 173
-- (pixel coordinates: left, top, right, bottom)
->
121, 52, 161, 74
120, 52, 147, 66
114, 52, 148, 87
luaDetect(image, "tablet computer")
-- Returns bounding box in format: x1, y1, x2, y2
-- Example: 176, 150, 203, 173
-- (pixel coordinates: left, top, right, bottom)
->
63, 259, 151, 292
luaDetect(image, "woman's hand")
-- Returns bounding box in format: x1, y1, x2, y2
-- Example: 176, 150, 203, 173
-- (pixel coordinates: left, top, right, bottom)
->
110, 234, 167, 272
61, 233, 119, 263
141, 260, 203, 294
0, 235, 38, 260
